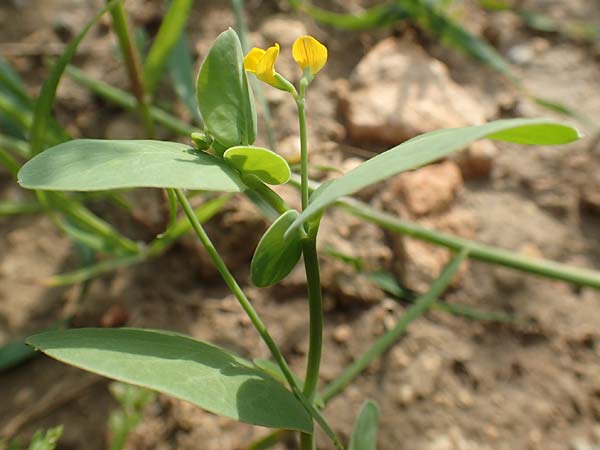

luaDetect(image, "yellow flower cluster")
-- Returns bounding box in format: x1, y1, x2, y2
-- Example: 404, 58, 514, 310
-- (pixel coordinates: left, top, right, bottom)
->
243, 35, 327, 89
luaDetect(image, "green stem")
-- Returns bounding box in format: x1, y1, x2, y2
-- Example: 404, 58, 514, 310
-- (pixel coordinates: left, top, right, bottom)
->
301, 238, 323, 401
176, 189, 341, 448
340, 197, 600, 289
107, 0, 155, 137
321, 249, 468, 403
296, 94, 309, 210
295, 84, 322, 450
174, 190, 300, 394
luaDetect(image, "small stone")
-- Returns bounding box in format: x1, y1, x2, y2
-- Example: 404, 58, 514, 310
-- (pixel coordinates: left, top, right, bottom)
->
333, 324, 352, 344
340, 37, 487, 146
390, 161, 463, 216
396, 385, 416, 405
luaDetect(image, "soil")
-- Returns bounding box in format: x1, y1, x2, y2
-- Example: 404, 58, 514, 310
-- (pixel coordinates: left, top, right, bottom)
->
1, 0, 600, 449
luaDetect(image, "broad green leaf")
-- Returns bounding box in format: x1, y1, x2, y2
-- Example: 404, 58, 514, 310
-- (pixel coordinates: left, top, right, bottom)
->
30, 0, 119, 155
143, 0, 194, 95
196, 29, 257, 149
224, 146, 291, 185
18, 139, 244, 192
251, 210, 305, 287
27, 328, 313, 432
348, 400, 380, 450
288, 118, 580, 232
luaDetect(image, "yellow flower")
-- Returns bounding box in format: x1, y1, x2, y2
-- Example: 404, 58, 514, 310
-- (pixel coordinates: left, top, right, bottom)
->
292, 36, 327, 76
244, 44, 280, 87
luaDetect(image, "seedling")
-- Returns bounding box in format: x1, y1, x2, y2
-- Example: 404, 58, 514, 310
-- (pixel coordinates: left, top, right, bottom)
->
16, 28, 583, 449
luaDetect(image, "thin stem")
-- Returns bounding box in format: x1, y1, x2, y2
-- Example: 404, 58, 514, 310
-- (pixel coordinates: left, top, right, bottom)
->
301, 238, 323, 401
320, 249, 468, 403
107, 0, 155, 137
296, 94, 309, 210
295, 83, 322, 450
176, 189, 341, 448
175, 189, 295, 384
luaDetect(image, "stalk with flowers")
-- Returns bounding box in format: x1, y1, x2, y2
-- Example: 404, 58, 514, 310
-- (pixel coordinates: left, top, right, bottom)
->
18, 28, 581, 449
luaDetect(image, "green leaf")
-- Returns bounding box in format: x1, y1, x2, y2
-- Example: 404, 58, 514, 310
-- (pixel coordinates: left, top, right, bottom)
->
169, 33, 202, 124
348, 400, 380, 450
196, 29, 257, 149
251, 210, 305, 287
224, 146, 291, 185
18, 139, 244, 192
288, 118, 581, 232
300, 2, 408, 31
143, 0, 194, 95
27, 426, 63, 450
27, 328, 313, 432
30, 0, 119, 155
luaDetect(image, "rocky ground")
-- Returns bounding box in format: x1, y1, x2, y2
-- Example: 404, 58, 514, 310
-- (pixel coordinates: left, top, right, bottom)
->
1, 0, 600, 449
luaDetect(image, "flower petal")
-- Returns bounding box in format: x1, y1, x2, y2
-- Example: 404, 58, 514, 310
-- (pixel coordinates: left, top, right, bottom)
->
243, 47, 266, 73
256, 43, 280, 86
292, 36, 327, 75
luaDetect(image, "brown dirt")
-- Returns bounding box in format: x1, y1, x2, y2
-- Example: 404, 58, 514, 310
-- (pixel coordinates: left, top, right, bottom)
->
1, 0, 600, 449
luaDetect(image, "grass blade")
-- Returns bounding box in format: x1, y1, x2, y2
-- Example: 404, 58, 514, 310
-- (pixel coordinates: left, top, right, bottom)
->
143, 0, 194, 95
321, 249, 468, 402
30, 0, 120, 155
168, 32, 202, 124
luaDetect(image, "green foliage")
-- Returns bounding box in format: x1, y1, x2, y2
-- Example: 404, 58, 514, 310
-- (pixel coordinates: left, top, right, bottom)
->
108, 382, 156, 450
169, 33, 202, 124
224, 146, 291, 185
18, 140, 244, 192
348, 401, 380, 450
288, 119, 580, 232
6, 426, 65, 450
27, 328, 313, 432
196, 29, 257, 150
143, 0, 194, 95
30, 0, 119, 155
251, 210, 305, 287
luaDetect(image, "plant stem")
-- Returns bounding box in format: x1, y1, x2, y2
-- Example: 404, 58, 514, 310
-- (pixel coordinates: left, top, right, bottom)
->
321, 249, 468, 403
295, 84, 323, 450
296, 93, 309, 210
107, 0, 155, 137
301, 237, 323, 401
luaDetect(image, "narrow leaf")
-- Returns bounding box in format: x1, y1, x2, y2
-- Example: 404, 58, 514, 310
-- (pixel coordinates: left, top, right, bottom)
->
349, 400, 380, 450
196, 29, 257, 149
168, 32, 202, 124
18, 139, 244, 192
30, 0, 120, 155
288, 119, 580, 232
224, 146, 291, 185
27, 328, 313, 432
143, 0, 194, 94
251, 210, 305, 287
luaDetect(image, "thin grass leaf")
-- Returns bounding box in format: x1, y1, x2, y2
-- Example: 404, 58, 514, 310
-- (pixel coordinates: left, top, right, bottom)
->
321, 249, 468, 402
398, 0, 509, 74
143, 0, 193, 94
0, 146, 20, 177
65, 64, 196, 136
0, 200, 42, 216
30, 0, 120, 155
0, 55, 32, 108
297, 1, 408, 31
0, 134, 30, 158
168, 32, 202, 124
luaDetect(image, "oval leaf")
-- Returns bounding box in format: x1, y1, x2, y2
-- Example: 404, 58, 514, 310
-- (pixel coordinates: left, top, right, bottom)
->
224, 146, 291, 185
197, 29, 257, 148
252, 210, 304, 287
18, 139, 244, 192
27, 328, 312, 432
349, 400, 380, 450
287, 118, 581, 232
